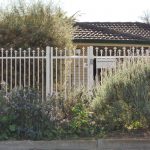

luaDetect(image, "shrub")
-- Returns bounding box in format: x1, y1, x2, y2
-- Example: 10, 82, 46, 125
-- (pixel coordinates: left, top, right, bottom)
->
0, 89, 55, 140
0, 88, 57, 140
0, 0, 75, 48
0, 87, 96, 140
45, 88, 96, 138
93, 60, 150, 132
0, 91, 16, 140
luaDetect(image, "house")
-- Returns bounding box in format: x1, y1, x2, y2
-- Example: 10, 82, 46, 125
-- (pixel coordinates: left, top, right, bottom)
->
73, 22, 150, 47
71, 22, 150, 86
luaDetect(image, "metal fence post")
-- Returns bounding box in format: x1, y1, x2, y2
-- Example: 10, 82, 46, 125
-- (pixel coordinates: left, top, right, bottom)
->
46, 46, 51, 96
87, 46, 94, 90
50, 47, 53, 95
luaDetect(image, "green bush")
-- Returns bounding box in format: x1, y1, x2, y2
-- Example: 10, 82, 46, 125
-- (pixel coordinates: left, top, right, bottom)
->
0, 91, 16, 140
45, 88, 96, 138
0, 87, 96, 140
0, 0, 75, 48
67, 88, 96, 137
9, 88, 56, 139
0, 88, 58, 140
93, 60, 150, 132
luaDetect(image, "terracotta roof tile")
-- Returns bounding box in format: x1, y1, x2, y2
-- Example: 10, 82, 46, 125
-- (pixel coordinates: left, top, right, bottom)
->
73, 22, 150, 44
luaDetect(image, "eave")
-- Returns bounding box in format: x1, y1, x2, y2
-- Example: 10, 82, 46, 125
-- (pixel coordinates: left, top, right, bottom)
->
73, 39, 150, 46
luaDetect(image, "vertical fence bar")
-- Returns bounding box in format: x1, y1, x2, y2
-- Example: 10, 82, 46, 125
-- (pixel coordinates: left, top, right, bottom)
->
104, 47, 108, 56
69, 50, 72, 90
122, 47, 126, 70
37, 48, 40, 91
19, 48, 22, 88
74, 48, 76, 88
87, 47, 90, 89
114, 47, 117, 73
64, 48, 67, 99
28, 48, 31, 88
32, 50, 35, 88
60, 50, 62, 92
87, 46, 94, 90
100, 49, 103, 84
42, 50, 44, 101
123, 47, 126, 61
132, 47, 135, 63
141, 47, 144, 56
146, 48, 149, 62
137, 48, 140, 62
55, 48, 58, 95
95, 47, 98, 84
24, 50, 26, 87
82, 47, 85, 86
104, 47, 108, 79
1, 48, 4, 83
46, 46, 51, 97
128, 48, 131, 68
15, 50, 17, 88
50, 47, 53, 95
109, 49, 112, 76
78, 49, 81, 88
104, 46, 108, 79
118, 49, 121, 68
141, 47, 144, 63
5, 50, 8, 93
123, 47, 126, 56
10, 48, 13, 90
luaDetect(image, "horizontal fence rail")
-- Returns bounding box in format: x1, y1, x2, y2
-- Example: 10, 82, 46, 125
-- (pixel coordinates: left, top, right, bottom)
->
0, 46, 150, 99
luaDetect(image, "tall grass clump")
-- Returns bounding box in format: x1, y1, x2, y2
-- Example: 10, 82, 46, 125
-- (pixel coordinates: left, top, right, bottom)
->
0, 0, 75, 48
93, 60, 150, 132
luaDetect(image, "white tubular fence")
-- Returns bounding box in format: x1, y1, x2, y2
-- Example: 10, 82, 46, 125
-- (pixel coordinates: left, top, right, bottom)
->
0, 46, 150, 100
0, 47, 47, 101
93, 46, 150, 85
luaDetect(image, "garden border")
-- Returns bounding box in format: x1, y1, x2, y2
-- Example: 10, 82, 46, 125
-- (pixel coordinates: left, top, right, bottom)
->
1, 139, 150, 150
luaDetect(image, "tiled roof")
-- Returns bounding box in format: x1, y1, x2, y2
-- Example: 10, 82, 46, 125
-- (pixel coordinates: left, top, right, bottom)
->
73, 22, 150, 44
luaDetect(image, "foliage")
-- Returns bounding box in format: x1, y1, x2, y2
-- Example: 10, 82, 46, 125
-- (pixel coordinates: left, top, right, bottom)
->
93, 60, 150, 132
0, 87, 96, 140
0, 91, 16, 140
2, 60, 150, 140
0, 88, 57, 140
0, 0, 75, 48
45, 88, 96, 138
66, 88, 96, 137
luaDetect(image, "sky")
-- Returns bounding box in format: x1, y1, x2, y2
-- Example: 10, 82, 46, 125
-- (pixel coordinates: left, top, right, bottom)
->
0, 0, 150, 22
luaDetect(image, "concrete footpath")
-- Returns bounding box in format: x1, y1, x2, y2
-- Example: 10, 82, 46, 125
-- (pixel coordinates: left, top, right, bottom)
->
1, 139, 150, 150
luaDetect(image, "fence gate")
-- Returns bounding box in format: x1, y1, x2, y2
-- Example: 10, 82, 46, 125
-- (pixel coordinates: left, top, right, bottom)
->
48, 46, 94, 98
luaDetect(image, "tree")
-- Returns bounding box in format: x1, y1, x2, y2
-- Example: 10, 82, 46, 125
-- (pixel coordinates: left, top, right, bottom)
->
140, 10, 150, 24
0, 0, 75, 48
